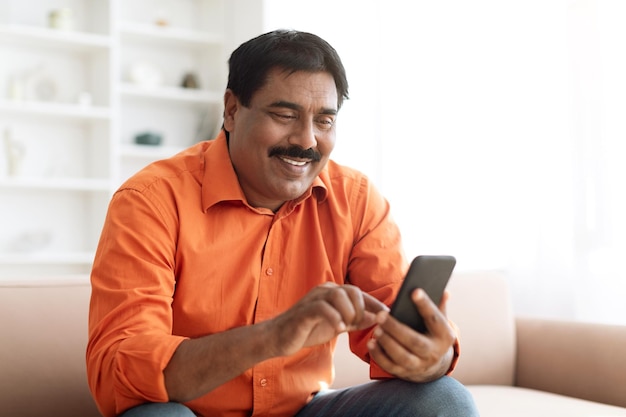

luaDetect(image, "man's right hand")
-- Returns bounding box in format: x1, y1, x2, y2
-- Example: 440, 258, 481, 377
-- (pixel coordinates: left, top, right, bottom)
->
268, 283, 388, 357
165, 283, 387, 403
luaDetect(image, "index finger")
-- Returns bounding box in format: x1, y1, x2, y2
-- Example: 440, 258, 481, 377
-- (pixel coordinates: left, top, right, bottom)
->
362, 292, 389, 314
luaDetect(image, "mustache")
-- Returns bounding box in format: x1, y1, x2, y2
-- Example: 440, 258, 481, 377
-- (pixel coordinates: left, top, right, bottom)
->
268, 146, 322, 162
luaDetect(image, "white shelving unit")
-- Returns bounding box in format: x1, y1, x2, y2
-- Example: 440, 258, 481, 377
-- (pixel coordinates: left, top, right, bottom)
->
0, 0, 234, 280
115, 0, 226, 183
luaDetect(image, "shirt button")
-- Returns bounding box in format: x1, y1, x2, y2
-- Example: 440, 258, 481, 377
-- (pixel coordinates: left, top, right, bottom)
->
260, 378, 268, 387
265, 268, 273, 276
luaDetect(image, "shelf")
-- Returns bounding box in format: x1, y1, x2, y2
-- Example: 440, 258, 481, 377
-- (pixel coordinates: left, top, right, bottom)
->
0, 177, 112, 192
0, 0, 232, 279
0, 251, 95, 266
119, 21, 222, 48
0, 23, 111, 52
0, 274, 90, 285
0, 99, 111, 121
119, 83, 221, 104
120, 143, 184, 160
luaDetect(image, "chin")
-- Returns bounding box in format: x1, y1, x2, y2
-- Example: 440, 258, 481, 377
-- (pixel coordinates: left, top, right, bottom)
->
277, 183, 310, 201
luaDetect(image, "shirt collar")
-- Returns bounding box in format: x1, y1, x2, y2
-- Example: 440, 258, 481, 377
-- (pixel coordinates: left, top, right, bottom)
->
201, 131, 328, 212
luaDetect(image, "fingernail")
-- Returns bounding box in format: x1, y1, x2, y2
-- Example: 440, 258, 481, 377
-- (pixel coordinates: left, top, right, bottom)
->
376, 311, 388, 324
413, 288, 424, 301
373, 327, 383, 338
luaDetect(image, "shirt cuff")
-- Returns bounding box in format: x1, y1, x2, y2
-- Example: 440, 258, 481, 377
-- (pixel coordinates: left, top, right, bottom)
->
445, 336, 461, 375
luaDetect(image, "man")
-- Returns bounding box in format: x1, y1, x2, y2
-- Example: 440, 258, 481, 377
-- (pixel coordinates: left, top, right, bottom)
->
87, 30, 479, 417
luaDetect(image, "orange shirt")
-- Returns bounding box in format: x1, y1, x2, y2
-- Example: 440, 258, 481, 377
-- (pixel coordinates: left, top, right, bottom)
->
87, 131, 438, 417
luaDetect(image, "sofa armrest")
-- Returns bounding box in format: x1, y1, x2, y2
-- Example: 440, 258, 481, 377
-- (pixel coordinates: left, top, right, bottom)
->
0, 279, 101, 417
515, 317, 626, 408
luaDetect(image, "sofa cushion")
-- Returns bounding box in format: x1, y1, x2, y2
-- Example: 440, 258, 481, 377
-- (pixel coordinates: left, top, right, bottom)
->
446, 271, 517, 385
332, 332, 370, 388
0, 278, 101, 417
468, 385, 626, 417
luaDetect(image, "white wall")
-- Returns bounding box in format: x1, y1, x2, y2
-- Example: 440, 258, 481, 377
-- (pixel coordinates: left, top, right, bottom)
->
261, 0, 626, 325
261, 0, 383, 183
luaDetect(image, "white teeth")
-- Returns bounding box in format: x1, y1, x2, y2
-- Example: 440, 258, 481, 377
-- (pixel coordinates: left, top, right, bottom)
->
280, 156, 307, 166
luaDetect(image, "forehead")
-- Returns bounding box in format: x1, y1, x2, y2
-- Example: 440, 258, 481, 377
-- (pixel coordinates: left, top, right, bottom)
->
253, 68, 339, 109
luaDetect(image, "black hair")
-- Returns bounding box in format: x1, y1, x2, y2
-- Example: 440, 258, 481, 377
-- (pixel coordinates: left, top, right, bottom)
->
227, 29, 349, 109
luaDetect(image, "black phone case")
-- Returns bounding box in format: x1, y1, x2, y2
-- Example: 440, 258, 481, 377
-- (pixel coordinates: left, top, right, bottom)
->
389, 255, 456, 333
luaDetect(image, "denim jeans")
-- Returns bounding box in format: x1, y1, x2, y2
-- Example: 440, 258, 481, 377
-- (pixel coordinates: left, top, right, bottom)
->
120, 377, 479, 417
120, 402, 195, 417
296, 377, 479, 417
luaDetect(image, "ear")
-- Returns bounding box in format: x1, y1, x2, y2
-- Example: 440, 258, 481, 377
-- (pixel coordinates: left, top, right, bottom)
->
223, 89, 239, 132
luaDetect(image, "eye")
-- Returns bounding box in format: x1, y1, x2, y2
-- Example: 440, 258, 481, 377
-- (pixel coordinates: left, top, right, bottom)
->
270, 112, 297, 122
315, 116, 335, 130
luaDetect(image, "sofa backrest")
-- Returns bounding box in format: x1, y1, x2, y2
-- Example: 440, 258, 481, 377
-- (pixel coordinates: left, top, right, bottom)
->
1, 272, 516, 415
446, 270, 516, 385
0, 278, 101, 417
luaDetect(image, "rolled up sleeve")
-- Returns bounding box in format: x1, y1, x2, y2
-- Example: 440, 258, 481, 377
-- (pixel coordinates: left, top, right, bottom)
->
87, 188, 185, 417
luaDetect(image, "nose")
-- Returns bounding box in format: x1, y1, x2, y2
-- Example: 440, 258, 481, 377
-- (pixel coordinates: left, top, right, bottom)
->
288, 118, 317, 150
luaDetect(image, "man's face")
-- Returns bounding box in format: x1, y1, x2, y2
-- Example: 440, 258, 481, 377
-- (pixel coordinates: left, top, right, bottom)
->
223, 68, 338, 211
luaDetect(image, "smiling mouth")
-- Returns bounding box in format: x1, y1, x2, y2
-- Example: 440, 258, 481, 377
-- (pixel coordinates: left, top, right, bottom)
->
278, 156, 309, 166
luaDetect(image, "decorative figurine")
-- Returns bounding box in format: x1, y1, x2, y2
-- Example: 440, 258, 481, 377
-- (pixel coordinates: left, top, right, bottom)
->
3, 128, 26, 177
48, 8, 75, 31
181, 72, 200, 89
134, 131, 162, 146
128, 61, 163, 87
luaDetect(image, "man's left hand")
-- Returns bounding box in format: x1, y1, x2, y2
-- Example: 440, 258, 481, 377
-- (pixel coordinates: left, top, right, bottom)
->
367, 289, 456, 382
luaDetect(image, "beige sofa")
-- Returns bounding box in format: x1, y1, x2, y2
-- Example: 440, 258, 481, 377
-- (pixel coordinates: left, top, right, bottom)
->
2, 272, 626, 417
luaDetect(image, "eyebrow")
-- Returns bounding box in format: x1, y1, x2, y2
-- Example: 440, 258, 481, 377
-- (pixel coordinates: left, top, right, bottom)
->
268, 100, 338, 116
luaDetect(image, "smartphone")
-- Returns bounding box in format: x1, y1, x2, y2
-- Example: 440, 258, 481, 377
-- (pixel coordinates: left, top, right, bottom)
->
389, 255, 456, 333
